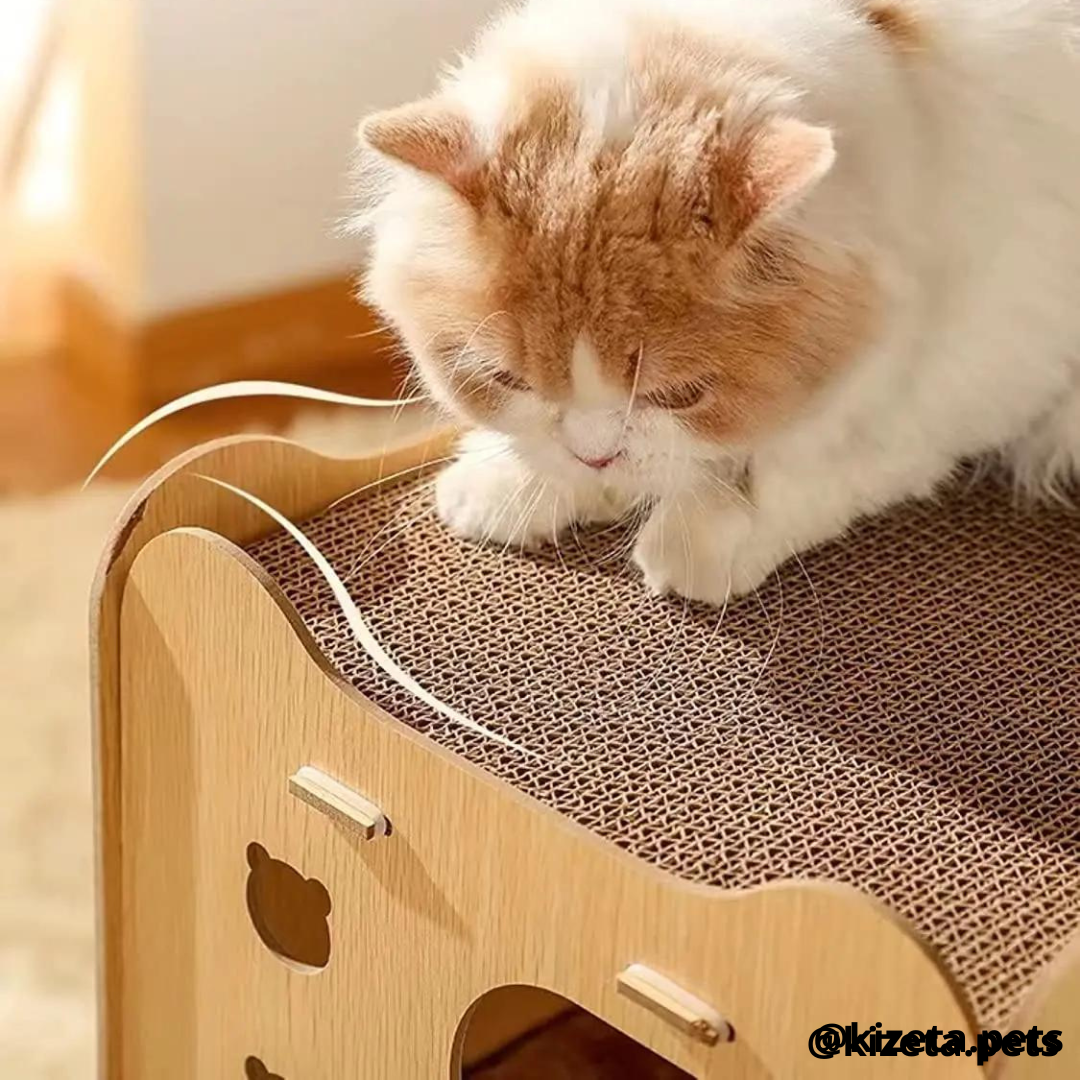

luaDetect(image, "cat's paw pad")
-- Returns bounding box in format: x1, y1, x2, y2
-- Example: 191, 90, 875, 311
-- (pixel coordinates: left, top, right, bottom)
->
632, 505, 778, 604
435, 454, 558, 549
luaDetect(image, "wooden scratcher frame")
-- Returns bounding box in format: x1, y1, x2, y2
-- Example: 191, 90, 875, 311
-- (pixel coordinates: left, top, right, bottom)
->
90, 431, 1079, 1079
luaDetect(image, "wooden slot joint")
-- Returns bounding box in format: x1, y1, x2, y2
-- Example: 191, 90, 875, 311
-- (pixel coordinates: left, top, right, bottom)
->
288, 765, 389, 840
616, 963, 731, 1047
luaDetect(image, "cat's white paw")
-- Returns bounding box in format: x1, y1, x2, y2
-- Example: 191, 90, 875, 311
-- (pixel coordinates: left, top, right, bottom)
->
436, 453, 564, 549
632, 500, 781, 604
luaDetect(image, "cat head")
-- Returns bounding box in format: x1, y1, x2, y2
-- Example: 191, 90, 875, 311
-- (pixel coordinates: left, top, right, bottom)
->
356, 9, 874, 494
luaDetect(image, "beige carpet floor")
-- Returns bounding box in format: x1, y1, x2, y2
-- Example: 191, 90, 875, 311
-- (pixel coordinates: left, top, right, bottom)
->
0, 480, 124, 1078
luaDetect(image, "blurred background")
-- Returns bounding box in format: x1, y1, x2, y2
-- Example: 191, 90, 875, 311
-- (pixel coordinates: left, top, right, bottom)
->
0, 0, 509, 494
0, 1, 497, 1074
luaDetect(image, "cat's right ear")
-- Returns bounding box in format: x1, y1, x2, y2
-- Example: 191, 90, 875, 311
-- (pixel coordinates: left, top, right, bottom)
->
718, 117, 836, 242
359, 100, 484, 206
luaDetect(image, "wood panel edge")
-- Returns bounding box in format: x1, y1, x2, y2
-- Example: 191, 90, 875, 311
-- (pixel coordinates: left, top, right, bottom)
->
87, 430, 454, 1079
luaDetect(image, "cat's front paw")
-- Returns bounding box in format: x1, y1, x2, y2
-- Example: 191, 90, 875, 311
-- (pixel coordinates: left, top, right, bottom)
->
632, 501, 780, 604
436, 451, 561, 549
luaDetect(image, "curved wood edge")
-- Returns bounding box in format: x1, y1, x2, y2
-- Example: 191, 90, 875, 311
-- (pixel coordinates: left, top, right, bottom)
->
993, 932, 1080, 1078
88, 428, 455, 1079
449, 986, 577, 1070
94, 426, 455, 581
127, 522, 981, 1076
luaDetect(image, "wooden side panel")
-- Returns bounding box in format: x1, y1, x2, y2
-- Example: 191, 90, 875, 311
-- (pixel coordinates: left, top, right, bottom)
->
115, 527, 977, 1078
91, 432, 453, 1079
995, 937, 1080, 1079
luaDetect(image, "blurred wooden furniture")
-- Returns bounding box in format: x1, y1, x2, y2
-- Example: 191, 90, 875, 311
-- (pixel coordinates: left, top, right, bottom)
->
60, 274, 405, 412
0, 307, 403, 494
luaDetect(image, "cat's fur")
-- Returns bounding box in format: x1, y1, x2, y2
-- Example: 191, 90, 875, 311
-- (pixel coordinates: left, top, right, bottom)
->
356, 0, 1080, 603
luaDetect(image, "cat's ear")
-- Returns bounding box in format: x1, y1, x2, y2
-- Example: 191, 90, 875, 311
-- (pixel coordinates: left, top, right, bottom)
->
359, 100, 483, 205
722, 118, 835, 240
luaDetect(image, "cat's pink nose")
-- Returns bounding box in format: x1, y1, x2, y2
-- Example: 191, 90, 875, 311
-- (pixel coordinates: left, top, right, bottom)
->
574, 453, 618, 470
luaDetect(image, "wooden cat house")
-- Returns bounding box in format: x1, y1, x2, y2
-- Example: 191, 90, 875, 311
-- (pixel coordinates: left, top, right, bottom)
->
91, 427, 1079, 1078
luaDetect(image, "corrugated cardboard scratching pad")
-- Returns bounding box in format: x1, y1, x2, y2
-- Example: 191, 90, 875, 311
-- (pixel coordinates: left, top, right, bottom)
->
247, 472, 1080, 1031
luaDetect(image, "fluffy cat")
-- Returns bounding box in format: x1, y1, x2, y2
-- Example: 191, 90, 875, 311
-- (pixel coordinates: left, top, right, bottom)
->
356, 0, 1080, 604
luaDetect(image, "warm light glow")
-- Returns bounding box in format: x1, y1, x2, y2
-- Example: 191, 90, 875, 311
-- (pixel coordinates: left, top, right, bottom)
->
14, 62, 77, 223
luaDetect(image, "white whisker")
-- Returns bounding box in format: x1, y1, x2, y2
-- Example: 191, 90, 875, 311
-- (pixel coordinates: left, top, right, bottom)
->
347, 323, 393, 340
481, 472, 533, 549
749, 567, 785, 695
445, 310, 512, 392
789, 545, 826, 676
324, 455, 455, 514
617, 340, 644, 445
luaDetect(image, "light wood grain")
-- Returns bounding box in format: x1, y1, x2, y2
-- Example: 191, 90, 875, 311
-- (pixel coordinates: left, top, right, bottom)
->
90, 430, 453, 1079
114, 525, 984, 1078
994, 934, 1080, 1079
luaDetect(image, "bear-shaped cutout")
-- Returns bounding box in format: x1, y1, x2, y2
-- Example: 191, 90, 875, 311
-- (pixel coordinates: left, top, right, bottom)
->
244, 1056, 284, 1080
245, 841, 331, 971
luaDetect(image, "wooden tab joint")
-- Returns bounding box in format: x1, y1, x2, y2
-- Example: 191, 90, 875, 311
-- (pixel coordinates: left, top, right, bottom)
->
288, 765, 389, 840
616, 963, 732, 1047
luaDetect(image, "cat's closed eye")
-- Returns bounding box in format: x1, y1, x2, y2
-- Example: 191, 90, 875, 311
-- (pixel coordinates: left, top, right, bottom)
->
644, 382, 706, 410
492, 369, 531, 392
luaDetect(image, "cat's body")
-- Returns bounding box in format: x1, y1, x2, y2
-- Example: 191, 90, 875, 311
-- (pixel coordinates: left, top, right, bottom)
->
359, 0, 1080, 603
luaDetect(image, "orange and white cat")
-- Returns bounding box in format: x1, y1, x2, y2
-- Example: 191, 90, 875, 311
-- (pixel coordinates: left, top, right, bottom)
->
356, 0, 1080, 604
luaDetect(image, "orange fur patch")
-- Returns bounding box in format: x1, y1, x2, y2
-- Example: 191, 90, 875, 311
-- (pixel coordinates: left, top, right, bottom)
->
362, 101, 484, 205
366, 25, 879, 445
864, 1, 926, 52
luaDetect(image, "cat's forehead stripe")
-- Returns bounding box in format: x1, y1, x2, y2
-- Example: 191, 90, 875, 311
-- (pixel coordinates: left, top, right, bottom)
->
570, 334, 624, 407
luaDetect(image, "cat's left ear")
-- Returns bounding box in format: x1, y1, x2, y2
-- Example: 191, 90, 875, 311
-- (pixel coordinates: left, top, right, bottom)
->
359, 99, 484, 206
722, 118, 836, 240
